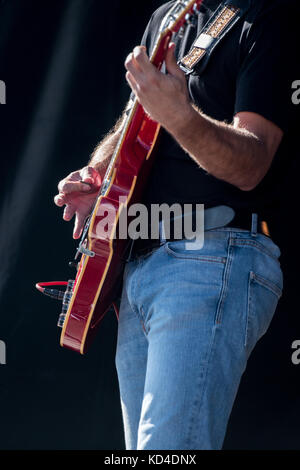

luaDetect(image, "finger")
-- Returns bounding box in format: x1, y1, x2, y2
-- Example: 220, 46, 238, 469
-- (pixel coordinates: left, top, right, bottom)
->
54, 194, 66, 207
126, 71, 140, 96
80, 180, 93, 191
165, 42, 185, 80
63, 205, 75, 221
132, 46, 160, 85
133, 46, 153, 73
125, 52, 145, 83
58, 176, 77, 193
81, 176, 94, 185
73, 212, 87, 239
58, 180, 91, 194
80, 167, 101, 186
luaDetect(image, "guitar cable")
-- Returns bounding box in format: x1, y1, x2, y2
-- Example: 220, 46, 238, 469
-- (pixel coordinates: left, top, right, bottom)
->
35, 281, 68, 300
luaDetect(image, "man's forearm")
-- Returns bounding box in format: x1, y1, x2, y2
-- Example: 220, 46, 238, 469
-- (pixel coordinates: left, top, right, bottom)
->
165, 104, 268, 191
124, 45, 283, 192
89, 114, 126, 179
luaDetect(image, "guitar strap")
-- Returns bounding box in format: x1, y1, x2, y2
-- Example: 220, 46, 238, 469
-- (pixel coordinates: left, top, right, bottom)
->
178, 0, 252, 75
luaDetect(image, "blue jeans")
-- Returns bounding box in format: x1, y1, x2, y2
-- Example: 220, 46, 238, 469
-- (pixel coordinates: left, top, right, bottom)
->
115, 226, 283, 450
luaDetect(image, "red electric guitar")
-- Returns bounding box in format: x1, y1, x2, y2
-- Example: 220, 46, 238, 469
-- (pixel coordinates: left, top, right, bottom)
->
36, 0, 203, 354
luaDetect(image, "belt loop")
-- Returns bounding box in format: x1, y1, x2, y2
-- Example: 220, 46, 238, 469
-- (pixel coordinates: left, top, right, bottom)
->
251, 213, 258, 236
125, 239, 135, 262
159, 219, 167, 243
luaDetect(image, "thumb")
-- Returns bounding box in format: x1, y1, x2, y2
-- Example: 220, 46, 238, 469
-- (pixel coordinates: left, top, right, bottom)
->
80, 166, 102, 188
165, 42, 185, 80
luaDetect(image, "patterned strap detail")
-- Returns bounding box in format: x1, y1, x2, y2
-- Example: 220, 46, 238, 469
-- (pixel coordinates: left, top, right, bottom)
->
179, 3, 240, 73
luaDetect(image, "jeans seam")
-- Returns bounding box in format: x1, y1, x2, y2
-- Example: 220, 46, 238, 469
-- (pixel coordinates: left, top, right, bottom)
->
164, 243, 226, 263
184, 323, 218, 449
251, 271, 282, 298
215, 233, 233, 325
232, 239, 280, 262
244, 272, 252, 349
129, 259, 148, 336
140, 305, 149, 335
244, 270, 282, 353
184, 236, 232, 448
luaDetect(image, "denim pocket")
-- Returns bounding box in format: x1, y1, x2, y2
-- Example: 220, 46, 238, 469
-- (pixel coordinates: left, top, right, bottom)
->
245, 270, 283, 355
233, 234, 281, 264
164, 240, 226, 264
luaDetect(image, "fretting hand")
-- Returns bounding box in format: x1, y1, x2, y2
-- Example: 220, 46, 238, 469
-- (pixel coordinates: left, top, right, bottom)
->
125, 42, 190, 133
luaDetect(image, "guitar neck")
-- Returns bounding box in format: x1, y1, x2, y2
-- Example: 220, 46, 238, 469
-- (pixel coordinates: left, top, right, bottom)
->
99, 37, 172, 193
100, 0, 203, 194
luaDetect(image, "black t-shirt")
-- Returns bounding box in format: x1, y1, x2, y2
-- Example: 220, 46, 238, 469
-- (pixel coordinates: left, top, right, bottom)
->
137, 0, 299, 218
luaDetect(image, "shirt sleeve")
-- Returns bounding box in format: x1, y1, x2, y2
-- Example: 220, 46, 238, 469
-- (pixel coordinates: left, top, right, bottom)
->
234, 1, 299, 133
140, 1, 175, 54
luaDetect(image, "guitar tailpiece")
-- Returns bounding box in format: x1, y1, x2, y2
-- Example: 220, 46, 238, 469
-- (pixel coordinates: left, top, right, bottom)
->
57, 280, 75, 328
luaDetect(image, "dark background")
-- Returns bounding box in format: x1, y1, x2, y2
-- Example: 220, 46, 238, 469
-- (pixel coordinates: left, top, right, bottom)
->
0, 0, 300, 450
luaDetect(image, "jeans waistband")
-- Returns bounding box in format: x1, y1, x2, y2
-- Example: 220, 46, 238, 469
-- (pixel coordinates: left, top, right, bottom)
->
127, 206, 270, 260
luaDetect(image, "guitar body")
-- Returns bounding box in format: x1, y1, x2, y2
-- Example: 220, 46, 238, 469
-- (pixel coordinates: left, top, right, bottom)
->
60, 108, 161, 353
